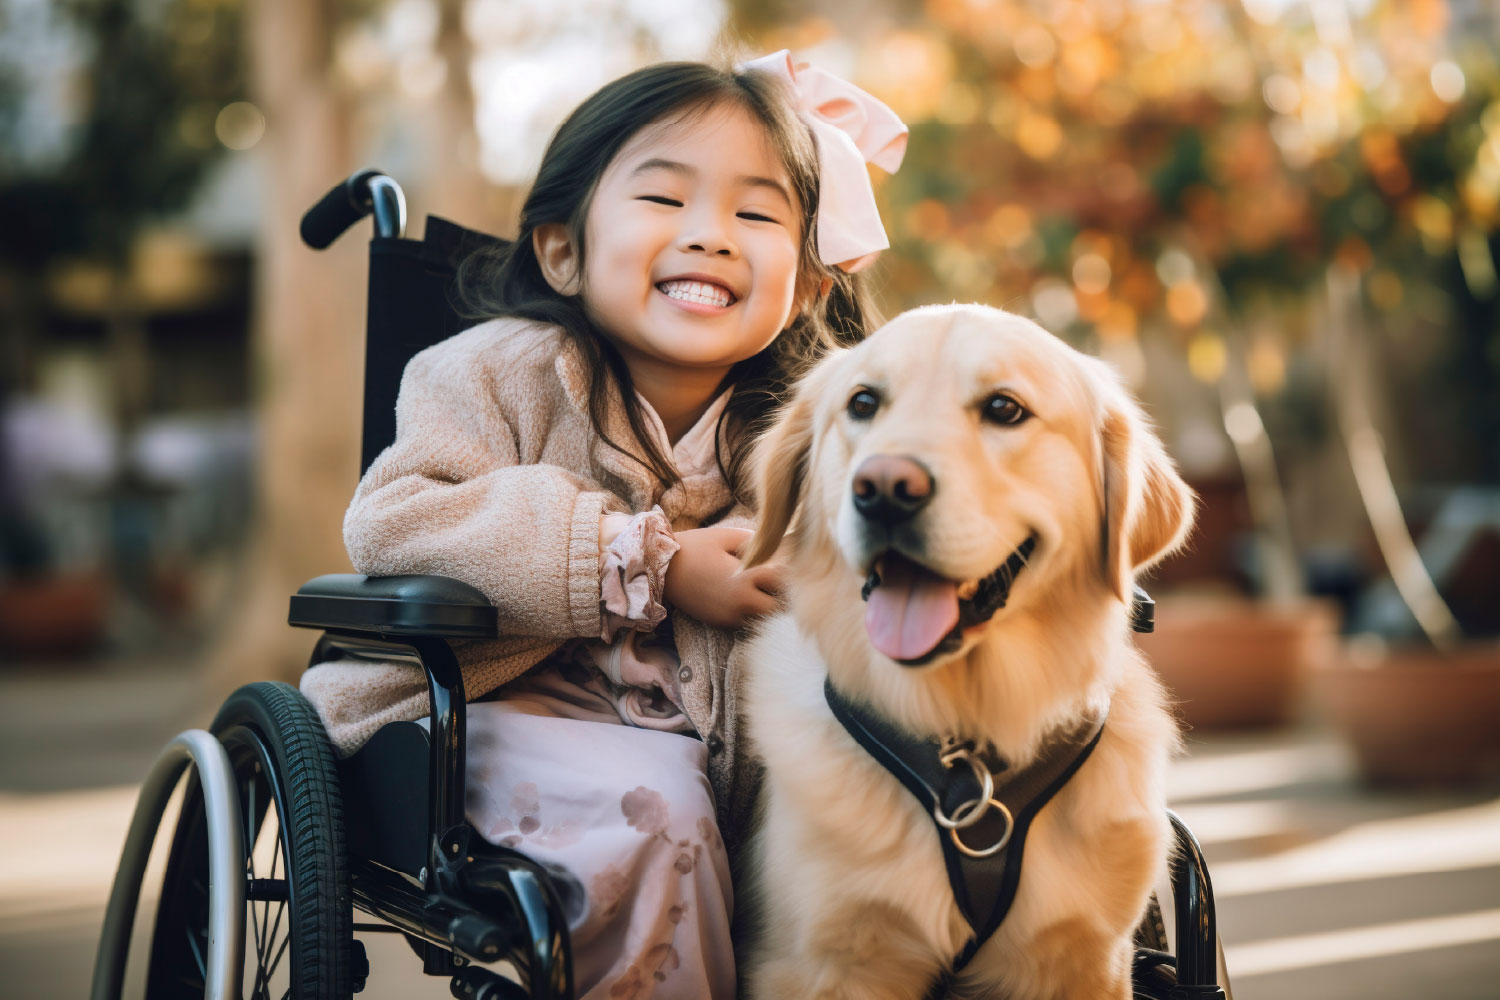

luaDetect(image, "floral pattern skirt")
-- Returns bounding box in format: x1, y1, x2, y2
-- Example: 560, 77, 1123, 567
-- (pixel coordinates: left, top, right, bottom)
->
460, 674, 735, 999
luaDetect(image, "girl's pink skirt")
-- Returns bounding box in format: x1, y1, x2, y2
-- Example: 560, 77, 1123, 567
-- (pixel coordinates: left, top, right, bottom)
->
458, 667, 735, 999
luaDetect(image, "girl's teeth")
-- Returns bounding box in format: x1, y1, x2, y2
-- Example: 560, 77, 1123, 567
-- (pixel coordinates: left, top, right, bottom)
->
659, 280, 733, 307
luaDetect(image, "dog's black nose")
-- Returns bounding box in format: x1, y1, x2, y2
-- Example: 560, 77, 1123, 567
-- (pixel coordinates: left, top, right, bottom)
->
852, 455, 934, 524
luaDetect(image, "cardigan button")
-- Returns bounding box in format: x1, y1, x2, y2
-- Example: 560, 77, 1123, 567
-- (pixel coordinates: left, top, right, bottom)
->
678, 666, 692, 683
706, 734, 724, 754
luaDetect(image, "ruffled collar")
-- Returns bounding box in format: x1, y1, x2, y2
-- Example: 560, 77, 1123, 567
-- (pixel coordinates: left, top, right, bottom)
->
636, 388, 731, 480
550, 332, 735, 514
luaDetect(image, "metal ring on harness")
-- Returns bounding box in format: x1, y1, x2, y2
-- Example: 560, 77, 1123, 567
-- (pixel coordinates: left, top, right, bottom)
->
932, 746, 995, 831
949, 798, 1014, 859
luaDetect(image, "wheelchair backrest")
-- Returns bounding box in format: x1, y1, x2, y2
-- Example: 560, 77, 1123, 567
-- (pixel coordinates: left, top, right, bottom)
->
361, 216, 509, 475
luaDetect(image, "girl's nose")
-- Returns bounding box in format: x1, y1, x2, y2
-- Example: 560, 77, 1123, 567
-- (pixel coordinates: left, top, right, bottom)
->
688, 241, 735, 256
678, 216, 738, 258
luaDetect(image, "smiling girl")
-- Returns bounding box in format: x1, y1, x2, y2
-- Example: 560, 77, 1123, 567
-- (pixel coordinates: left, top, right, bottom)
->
302, 54, 905, 997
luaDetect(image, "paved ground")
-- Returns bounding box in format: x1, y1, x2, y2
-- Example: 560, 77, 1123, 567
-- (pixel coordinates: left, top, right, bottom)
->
2, 651, 1497, 999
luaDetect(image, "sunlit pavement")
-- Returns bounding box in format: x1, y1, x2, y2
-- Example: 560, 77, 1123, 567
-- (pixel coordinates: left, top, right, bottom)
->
3, 656, 1498, 999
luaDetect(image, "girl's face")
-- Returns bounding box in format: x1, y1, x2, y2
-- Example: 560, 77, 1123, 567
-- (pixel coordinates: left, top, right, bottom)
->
537, 101, 807, 377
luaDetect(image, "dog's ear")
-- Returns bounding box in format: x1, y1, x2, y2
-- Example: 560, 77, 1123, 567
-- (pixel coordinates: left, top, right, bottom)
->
1099, 396, 1196, 601
742, 359, 836, 568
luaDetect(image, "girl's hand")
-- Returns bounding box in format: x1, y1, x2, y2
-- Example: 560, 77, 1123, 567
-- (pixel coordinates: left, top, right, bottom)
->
664, 526, 784, 629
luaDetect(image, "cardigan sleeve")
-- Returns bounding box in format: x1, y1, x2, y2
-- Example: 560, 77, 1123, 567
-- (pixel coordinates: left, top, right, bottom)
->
342, 338, 621, 639
709, 501, 758, 533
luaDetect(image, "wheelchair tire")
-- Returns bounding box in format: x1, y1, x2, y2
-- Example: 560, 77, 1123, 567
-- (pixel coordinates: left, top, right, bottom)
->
146, 682, 350, 999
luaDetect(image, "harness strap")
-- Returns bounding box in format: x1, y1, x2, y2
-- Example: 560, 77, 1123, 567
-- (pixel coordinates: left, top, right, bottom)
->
823, 678, 1106, 985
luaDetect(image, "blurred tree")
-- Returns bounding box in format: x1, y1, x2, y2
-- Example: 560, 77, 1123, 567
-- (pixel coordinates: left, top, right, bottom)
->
0, 0, 245, 269
0, 0, 372, 681
0, 0, 245, 581
733, 0, 1500, 603
419, 0, 491, 225
0, 0, 243, 418
205, 0, 367, 696
1, 0, 498, 681
208, 0, 503, 694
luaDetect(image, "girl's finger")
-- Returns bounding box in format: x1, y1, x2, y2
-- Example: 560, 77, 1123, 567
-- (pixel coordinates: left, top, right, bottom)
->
749, 563, 784, 596
717, 526, 755, 556
741, 587, 778, 619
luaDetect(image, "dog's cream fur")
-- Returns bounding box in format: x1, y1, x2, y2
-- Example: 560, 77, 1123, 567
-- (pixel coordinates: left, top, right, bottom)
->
738, 304, 1195, 999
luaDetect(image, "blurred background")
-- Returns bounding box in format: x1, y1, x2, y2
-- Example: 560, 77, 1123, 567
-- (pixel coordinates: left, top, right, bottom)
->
2, 0, 1498, 997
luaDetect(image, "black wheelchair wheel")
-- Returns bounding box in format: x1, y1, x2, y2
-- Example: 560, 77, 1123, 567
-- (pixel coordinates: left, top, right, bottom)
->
146, 682, 350, 999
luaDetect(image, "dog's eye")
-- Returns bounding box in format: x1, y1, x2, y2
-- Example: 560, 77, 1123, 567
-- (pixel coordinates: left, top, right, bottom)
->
847, 389, 880, 420
982, 393, 1028, 426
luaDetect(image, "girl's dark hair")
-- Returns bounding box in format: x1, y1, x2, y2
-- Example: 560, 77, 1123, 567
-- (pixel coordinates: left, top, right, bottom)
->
455, 60, 883, 507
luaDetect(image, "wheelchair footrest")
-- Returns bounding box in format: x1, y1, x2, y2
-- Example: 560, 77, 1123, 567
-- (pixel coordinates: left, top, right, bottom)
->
450, 965, 531, 1000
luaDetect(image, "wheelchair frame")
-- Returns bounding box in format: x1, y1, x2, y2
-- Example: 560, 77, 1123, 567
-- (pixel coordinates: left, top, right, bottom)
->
90, 170, 1231, 1000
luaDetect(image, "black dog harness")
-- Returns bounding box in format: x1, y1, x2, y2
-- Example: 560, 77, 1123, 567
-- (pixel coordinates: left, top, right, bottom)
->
824, 678, 1107, 991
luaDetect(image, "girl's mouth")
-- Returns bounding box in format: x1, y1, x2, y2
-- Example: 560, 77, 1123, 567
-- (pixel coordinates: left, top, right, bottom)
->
656, 279, 737, 312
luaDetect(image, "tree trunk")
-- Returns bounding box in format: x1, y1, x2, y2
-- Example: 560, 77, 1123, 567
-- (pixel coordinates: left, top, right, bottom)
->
1325, 264, 1461, 647
204, 0, 364, 700
417, 0, 496, 230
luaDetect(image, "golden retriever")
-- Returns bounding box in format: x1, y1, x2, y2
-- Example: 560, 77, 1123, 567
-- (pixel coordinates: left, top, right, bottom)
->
737, 303, 1195, 999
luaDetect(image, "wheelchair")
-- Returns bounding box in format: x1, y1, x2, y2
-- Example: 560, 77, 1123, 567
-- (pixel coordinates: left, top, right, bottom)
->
90, 171, 1232, 1000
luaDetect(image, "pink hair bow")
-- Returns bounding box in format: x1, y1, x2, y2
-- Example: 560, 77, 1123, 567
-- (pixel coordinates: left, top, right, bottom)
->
738, 50, 908, 273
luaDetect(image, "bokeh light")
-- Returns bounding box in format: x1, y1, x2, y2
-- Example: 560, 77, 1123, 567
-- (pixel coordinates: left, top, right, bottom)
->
213, 101, 265, 151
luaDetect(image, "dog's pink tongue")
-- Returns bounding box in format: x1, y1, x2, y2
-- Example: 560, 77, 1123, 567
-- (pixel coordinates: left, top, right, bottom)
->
865, 554, 960, 661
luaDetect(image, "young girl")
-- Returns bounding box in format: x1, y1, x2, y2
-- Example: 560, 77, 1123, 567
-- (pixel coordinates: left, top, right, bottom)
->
302, 51, 905, 997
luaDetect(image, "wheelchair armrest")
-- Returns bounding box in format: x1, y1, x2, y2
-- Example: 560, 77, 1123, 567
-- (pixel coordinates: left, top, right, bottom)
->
289, 573, 498, 640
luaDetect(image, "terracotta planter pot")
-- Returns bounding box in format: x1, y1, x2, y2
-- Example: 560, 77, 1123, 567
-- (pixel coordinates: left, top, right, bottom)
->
1134, 594, 1338, 730
1312, 642, 1500, 785
0, 572, 110, 659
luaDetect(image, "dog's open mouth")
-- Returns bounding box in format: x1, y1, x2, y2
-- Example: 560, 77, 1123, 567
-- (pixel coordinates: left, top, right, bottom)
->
861, 534, 1038, 667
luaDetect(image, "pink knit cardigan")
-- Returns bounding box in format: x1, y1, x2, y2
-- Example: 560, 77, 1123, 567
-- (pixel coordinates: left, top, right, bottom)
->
300, 317, 760, 838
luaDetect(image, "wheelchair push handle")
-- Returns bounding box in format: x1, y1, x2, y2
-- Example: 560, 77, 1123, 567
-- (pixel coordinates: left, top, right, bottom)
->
301, 169, 407, 249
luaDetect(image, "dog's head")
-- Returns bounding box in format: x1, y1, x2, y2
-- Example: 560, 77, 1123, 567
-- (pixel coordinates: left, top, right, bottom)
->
745, 303, 1194, 669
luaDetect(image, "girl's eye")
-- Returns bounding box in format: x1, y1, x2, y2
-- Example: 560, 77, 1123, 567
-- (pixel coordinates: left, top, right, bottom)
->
737, 211, 778, 224
982, 393, 1028, 426
638, 195, 682, 206
847, 389, 879, 420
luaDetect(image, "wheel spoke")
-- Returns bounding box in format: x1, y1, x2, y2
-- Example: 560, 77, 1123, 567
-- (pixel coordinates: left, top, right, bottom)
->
262, 805, 282, 966
248, 898, 266, 978
248, 849, 266, 968
263, 895, 286, 973
186, 847, 211, 987
251, 937, 270, 1000
253, 830, 289, 1000
256, 902, 289, 994
245, 777, 256, 871
248, 775, 273, 973
252, 921, 286, 1000
258, 881, 271, 969
185, 921, 206, 980
248, 848, 266, 967
261, 928, 292, 990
